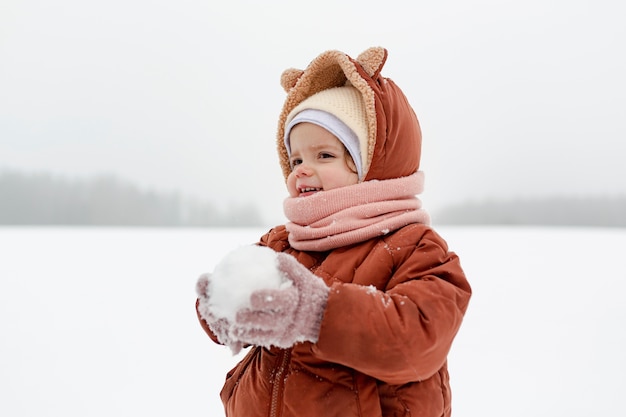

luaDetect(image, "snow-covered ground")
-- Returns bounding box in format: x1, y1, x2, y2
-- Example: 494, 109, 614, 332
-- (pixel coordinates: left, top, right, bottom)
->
1, 226, 624, 416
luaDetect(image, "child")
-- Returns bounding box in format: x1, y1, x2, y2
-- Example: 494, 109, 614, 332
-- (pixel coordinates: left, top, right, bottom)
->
195, 47, 471, 417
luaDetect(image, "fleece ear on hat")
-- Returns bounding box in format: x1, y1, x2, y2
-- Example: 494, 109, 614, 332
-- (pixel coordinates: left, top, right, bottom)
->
281, 68, 304, 92
355, 47, 387, 79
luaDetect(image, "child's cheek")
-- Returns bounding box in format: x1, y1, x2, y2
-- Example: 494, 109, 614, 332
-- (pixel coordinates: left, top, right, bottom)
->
286, 172, 299, 197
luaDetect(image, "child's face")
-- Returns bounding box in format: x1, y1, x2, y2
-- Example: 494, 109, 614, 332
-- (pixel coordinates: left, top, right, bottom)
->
286, 122, 359, 197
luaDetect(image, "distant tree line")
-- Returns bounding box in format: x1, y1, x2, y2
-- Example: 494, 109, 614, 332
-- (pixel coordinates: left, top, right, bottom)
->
2, 169, 625, 228
434, 196, 626, 227
0, 170, 262, 227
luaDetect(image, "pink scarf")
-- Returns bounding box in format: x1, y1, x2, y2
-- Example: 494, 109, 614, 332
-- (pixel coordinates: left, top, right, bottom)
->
283, 172, 430, 251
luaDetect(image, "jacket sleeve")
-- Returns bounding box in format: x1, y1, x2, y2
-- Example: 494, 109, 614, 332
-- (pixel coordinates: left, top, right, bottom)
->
311, 226, 471, 384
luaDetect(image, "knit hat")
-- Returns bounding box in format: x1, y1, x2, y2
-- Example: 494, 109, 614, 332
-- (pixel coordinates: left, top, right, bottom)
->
283, 86, 368, 180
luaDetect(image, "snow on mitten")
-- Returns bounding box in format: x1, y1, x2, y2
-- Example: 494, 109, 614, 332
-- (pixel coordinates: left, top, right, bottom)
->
232, 252, 330, 348
196, 245, 293, 354
196, 273, 243, 354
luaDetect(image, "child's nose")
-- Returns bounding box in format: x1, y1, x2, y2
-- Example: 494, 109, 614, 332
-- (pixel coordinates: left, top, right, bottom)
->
294, 162, 312, 177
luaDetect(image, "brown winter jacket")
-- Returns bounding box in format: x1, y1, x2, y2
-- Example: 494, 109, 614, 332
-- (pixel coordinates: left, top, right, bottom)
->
198, 224, 471, 417
196, 47, 472, 416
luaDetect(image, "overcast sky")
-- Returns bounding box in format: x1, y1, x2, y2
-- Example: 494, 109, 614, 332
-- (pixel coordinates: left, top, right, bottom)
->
1, 0, 624, 225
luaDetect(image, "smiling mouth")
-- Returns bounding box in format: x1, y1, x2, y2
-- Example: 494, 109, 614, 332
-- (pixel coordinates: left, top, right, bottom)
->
299, 187, 322, 196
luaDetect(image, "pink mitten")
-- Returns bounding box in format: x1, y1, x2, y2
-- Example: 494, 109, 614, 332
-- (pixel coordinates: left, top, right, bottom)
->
232, 252, 329, 348
196, 273, 243, 354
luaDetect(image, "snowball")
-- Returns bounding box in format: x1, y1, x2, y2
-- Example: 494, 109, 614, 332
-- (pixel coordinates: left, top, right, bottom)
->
208, 245, 291, 322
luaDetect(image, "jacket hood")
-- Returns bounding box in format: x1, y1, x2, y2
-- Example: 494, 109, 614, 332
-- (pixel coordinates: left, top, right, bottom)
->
277, 47, 422, 182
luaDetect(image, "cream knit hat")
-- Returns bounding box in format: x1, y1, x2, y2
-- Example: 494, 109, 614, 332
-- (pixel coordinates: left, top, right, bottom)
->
284, 86, 368, 180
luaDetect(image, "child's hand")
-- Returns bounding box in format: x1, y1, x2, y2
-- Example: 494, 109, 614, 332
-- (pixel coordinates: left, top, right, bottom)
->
196, 273, 244, 354
231, 252, 329, 348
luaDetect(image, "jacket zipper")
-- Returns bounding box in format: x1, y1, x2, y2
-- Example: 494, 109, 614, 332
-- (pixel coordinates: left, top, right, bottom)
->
270, 349, 291, 417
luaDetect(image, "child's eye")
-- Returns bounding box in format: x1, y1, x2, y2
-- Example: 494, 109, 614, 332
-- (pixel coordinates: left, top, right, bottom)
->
290, 158, 302, 168
319, 152, 335, 159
